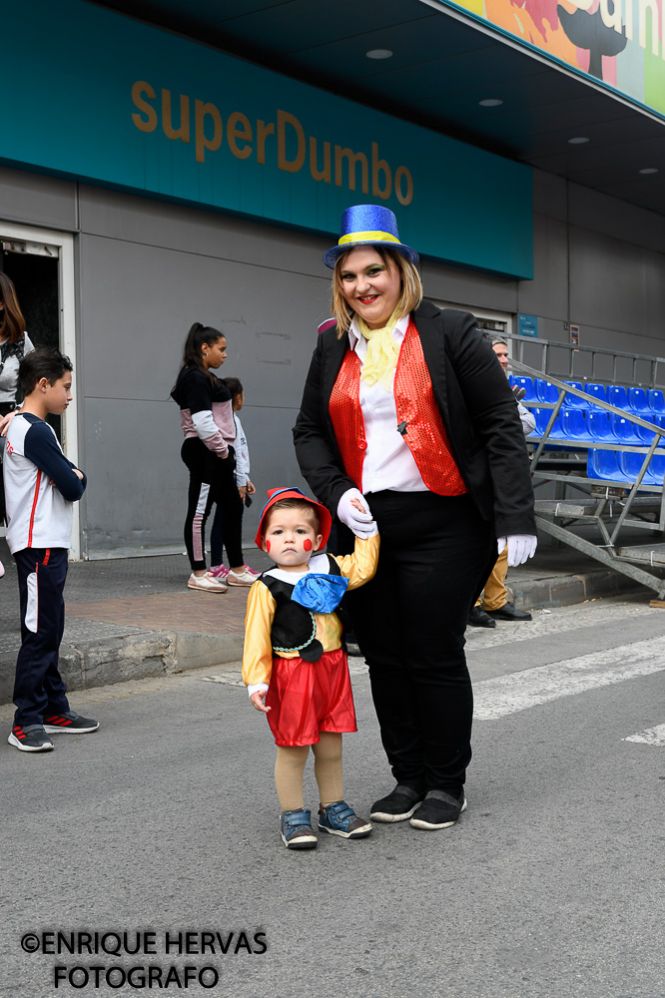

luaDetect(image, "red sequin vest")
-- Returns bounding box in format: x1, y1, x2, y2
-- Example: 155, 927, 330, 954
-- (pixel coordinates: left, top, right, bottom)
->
329, 319, 467, 496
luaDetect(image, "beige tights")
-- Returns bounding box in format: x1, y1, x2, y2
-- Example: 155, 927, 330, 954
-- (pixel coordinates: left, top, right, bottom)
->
274, 733, 344, 812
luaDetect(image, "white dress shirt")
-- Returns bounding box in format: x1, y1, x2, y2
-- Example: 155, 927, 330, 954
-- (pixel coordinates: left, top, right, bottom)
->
348, 316, 427, 495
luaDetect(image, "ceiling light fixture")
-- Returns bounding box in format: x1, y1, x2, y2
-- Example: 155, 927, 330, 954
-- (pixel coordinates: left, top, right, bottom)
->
568, 136, 590, 145
479, 98, 503, 107
639, 167, 659, 175
366, 48, 393, 60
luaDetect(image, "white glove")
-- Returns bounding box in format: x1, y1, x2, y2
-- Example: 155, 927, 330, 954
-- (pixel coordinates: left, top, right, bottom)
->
337, 488, 377, 538
497, 534, 537, 567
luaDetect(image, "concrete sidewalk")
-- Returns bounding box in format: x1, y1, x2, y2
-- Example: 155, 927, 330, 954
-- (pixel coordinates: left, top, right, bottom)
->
0, 536, 651, 706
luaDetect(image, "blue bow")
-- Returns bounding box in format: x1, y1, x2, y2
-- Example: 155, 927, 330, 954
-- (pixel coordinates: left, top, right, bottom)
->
291, 573, 349, 614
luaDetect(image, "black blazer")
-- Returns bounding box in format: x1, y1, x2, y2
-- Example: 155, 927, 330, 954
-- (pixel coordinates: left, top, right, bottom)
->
292, 300, 536, 539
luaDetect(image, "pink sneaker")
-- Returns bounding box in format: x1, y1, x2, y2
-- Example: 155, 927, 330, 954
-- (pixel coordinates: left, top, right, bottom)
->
209, 565, 229, 580
227, 566, 260, 587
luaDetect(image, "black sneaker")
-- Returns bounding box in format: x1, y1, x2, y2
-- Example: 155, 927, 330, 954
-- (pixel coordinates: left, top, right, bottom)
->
370, 784, 425, 823
43, 711, 100, 734
409, 789, 467, 830
8, 724, 54, 753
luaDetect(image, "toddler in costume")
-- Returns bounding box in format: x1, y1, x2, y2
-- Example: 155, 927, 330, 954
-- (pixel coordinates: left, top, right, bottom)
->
243, 487, 379, 850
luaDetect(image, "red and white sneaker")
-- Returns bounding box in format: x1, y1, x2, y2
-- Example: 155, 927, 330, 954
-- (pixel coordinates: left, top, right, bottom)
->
8, 724, 54, 752
43, 711, 100, 735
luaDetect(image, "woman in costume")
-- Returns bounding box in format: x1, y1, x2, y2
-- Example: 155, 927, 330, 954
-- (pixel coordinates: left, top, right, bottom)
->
293, 204, 536, 831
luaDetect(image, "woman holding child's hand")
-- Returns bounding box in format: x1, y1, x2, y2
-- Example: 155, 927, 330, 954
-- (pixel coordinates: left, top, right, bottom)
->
293, 204, 537, 832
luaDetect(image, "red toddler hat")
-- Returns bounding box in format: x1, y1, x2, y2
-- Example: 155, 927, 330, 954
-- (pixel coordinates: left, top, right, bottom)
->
255, 487, 332, 549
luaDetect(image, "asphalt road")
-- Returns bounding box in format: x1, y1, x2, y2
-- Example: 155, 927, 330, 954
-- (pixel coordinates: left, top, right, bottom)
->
2, 595, 665, 998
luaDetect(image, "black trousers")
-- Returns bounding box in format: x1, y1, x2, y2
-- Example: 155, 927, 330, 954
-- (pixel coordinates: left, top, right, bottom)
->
13, 547, 71, 726
344, 491, 496, 795
181, 438, 243, 570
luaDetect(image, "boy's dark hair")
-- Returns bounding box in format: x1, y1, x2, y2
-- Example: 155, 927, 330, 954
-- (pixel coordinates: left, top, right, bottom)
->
18, 348, 73, 396
264, 498, 321, 533
223, 376, 243, 400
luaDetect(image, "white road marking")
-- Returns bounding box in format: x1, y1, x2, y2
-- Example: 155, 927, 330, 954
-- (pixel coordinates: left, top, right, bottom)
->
474, 635, 665, 719
466, 598, 656, 650
623, 723, 665, 746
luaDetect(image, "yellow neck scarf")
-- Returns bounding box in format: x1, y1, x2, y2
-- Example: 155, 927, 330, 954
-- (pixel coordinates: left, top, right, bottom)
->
356, 309, 404, 390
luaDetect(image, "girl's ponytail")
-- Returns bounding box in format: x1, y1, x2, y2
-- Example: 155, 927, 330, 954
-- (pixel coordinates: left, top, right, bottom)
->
181, 322, 225, 374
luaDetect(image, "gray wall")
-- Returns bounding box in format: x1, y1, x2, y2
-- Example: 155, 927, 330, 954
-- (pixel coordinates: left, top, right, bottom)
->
1, 165, 664, 557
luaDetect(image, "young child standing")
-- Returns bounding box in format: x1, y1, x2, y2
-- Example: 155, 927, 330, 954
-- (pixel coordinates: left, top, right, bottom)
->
243, 487, 379, 850
214, 377, 258, 587
3, 348, 98, 753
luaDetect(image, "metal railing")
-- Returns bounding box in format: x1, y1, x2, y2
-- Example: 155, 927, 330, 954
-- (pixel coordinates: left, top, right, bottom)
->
510, 358, 665, 600
506, 333, 665, 389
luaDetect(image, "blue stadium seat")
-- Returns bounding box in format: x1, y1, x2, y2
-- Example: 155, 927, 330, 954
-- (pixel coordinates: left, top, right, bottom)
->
585, 383, 608, 405
628, 387, 651, 414
611, 414, 642, 444
530, 407, 553, 436
561, 408, 590, 441
620, 451, 653, 484
547, 412, 565, 438
637, 420, 657, 444
563, 381, 590, 408
587, 449, 625, 482
588, 411, 613, 441
512, 376, 537, 402
536, 378, 559, 404
649, 455, 665, 484
648, 389, 665, 414
607, 385, 628, 409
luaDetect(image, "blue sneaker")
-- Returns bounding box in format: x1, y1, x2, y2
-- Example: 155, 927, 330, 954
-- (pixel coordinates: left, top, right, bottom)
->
318, 800, 372, 839
280, 809, 318, 850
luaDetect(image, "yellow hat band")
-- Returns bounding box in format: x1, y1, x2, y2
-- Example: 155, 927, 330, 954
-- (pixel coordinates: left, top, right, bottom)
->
338, 230, 401, 247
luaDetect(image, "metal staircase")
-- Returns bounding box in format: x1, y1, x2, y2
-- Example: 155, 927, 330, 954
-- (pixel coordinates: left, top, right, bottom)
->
507, 334, 665, 602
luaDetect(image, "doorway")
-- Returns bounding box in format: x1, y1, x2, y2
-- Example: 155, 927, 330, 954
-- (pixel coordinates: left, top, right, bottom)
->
0, 223, 79, 557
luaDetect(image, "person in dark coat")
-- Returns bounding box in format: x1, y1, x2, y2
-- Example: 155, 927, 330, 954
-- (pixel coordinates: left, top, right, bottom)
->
293, 204, 537, 831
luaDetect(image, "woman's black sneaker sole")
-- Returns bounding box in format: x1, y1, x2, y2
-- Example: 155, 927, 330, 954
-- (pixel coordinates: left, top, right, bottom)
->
409, 792, 467, 830
370, 785, 425, 823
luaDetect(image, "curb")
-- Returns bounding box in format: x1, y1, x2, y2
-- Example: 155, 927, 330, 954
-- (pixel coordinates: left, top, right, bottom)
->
0, 630, 244, 706
515, 567, 643, 611
0, 565, 649, 707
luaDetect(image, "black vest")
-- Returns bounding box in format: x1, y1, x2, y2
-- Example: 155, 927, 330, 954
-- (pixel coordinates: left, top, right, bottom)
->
261, 556, 342, 663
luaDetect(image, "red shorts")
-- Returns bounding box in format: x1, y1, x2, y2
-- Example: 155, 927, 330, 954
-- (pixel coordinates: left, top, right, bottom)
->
265, 647, 357, 747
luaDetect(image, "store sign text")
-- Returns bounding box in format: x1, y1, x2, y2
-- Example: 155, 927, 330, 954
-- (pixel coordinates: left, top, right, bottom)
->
131, 81, 415, 206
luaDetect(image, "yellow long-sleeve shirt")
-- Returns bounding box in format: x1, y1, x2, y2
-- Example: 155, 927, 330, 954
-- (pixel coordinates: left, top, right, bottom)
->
242, 533, 380, 690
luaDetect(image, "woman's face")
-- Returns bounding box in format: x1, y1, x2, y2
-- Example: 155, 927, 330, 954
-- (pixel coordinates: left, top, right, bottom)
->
338, 248, 402, 329
201, 336, 227, 370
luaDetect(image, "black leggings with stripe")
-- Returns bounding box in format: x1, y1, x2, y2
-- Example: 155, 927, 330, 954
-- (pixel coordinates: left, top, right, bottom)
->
181, 438, 243, 571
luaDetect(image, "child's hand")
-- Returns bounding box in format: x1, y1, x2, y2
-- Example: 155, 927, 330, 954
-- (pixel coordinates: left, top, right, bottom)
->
0, 410, 18, 437
350, 496, 368, 514
250, 690, 271, 713
238, 485, 247, 500
246, 479, 256, 495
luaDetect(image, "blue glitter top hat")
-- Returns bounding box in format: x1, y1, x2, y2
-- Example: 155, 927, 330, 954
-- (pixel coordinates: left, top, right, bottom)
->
323, 204, 419, 269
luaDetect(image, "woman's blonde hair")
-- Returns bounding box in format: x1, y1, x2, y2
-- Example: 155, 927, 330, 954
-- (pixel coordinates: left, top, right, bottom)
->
330, 246, 423, 336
